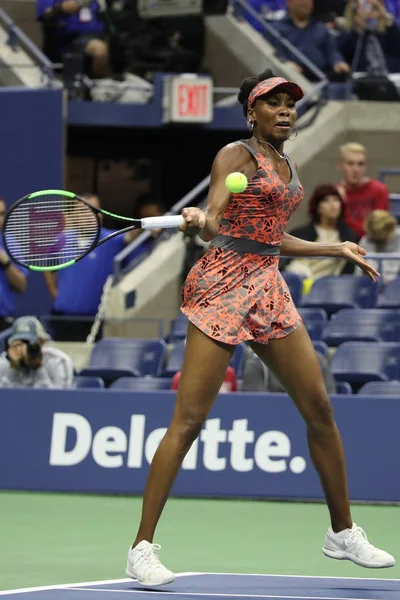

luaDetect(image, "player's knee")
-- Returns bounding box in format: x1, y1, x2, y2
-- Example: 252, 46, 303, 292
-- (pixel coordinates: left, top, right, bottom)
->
305, 394, 335, 436
173, 410, 205, 449
85, 39, 108, 59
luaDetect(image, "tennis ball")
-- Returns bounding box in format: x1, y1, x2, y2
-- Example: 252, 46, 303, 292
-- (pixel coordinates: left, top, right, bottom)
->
225, 172, 248, 194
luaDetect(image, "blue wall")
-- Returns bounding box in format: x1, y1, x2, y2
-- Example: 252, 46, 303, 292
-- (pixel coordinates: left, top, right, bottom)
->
0, 88, 64, 316
0, 389, 398, 503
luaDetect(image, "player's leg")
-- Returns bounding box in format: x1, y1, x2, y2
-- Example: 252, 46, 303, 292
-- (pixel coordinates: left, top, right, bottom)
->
127, 322, 235, 584
251, 325, 351, 531
251, 324, 395, 568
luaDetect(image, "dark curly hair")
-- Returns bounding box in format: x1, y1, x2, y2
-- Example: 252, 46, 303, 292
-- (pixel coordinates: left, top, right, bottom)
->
308, 184, 345, 224
237, 68, 275, 116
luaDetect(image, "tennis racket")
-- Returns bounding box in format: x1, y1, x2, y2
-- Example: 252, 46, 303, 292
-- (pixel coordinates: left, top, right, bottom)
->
2, 189, 184, 272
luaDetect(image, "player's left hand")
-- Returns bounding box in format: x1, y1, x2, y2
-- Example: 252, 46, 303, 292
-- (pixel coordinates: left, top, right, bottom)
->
338, 241, 381, 282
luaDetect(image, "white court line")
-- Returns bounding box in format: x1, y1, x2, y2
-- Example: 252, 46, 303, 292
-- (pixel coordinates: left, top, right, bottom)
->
0, 580, 131, 596
0, 572, 398, 597
67, 589, 377, 600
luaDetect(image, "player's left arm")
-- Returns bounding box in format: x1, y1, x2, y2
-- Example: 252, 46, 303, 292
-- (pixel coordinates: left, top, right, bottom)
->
280, 233, 380, 282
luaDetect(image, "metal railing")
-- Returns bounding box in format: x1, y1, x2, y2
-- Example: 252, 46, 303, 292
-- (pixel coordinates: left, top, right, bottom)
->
0, 7, 57, 82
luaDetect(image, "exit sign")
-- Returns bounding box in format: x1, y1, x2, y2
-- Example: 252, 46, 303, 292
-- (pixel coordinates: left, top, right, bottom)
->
163, 75, 213, 124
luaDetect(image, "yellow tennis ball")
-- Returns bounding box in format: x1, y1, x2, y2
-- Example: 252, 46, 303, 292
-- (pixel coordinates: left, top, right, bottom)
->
225, 172, 248, 194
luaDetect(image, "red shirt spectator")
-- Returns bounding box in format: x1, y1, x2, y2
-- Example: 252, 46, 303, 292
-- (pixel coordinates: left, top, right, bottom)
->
337, 142, 390, 239
171, 366, 238, 393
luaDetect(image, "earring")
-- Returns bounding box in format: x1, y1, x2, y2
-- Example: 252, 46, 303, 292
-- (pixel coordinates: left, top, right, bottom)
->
247, 120, 255, 132
289, 128, 299, 141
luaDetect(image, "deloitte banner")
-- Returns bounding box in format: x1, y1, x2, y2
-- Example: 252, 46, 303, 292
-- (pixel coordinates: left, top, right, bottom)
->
0, 389, 399, 502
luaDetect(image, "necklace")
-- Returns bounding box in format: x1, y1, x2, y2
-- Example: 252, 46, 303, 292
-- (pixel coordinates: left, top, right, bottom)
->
253, 136, 286, 160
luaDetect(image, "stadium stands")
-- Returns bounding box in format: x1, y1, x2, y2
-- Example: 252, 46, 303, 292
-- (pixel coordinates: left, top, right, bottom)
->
302, 275, 381, 313
80, 338, 167, 383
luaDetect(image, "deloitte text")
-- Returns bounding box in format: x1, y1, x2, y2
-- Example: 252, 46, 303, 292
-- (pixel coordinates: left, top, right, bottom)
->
49, 413, 307, 474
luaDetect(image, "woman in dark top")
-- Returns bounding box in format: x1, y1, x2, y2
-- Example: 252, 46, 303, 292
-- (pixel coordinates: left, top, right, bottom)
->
282, 183, 358, 279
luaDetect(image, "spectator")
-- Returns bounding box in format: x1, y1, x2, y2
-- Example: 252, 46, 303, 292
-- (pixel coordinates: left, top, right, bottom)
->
337, 142, 390, 239
339, 0, 400, 74
0, 316, 74, 388
0, 197, 28, 333
128, 193, 165, 243
266, 0, 350, 80
281, 184, 358, 279
356, 209, 400, 282
43, 194, 135, 342
37, 0, 112, 78
242, 0, 288, 30
171, 365, 238, 393
242, 349, 337, 394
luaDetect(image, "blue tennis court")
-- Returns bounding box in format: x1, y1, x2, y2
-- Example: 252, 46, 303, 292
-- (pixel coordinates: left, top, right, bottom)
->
1, 573, 399, 600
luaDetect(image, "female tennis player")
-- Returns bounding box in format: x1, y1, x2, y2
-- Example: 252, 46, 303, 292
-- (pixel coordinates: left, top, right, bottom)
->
126, 69, 395, 585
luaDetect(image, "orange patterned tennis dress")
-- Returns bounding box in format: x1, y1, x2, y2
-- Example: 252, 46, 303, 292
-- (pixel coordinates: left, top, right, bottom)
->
181, 140, 304, 345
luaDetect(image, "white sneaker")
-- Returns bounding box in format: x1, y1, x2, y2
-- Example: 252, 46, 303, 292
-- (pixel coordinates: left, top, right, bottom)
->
126, 540, 175, 586
323, 523, 395, 568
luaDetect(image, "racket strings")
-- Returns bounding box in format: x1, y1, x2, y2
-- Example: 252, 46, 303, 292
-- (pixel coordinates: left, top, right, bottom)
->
4, 196, 99, 268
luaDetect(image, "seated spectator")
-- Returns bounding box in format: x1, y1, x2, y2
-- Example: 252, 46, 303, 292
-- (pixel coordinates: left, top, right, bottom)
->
281, 184, 358, 279
0, 197, 27, 333
242, 0, 288, 30
0, 316, 74, 388
171, 366, 238, 393
265, 0, 350, 80
128, 193, 165, 243
37, 0, 112, 78
356, 210, 400, 282
242, 349, 337, 393
337, 142, 390, 239
43, 194, 136, 342
339, 0, 400, 73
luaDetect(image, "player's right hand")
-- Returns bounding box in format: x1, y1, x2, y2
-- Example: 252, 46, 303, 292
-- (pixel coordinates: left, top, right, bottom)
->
180, 207, 207, 232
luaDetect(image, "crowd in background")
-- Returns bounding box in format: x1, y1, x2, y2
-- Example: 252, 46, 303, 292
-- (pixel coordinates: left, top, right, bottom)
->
243, 0, 400, 83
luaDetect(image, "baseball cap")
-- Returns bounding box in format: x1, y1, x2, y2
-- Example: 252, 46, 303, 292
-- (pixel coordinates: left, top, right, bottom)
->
8, 316, 51, 344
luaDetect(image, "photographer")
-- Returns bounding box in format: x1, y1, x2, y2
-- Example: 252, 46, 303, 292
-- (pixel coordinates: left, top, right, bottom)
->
0, 316, 74, 388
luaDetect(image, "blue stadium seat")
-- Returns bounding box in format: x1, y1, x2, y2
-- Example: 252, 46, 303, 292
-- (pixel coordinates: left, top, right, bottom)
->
312, 340, 329, 358
281, 271, 303, 306
73, 376, 105, 389
390, 193, 400, 222
110, 377, 173, 391
163, 339, 186, 377
81, 338, 167, 382
324, 309, 400, 346
298, 308, 327, 341
168, 314, 188, 342
163, 340, 247, 378
357, 380, 400, 395
331, 342, 400, 384
377, 277, 400, 308
335, 381, 352, 394
302, 275, 380, 314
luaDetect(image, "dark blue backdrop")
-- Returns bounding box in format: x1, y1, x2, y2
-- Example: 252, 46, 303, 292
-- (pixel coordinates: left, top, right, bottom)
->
0, 88, 64, 316
0, 389, 399, 503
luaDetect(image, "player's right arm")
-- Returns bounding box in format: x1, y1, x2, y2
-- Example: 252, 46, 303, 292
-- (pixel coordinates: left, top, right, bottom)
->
180, 143, 256, 242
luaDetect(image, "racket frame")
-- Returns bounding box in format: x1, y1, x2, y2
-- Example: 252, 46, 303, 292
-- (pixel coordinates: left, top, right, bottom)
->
2, 190, 144, 272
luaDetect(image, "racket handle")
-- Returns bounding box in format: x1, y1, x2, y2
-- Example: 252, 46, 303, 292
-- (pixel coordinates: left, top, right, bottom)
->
141, 215, 184, 229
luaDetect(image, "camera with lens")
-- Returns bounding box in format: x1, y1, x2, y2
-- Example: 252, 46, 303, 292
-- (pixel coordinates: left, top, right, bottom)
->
27, 342, 42, 360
